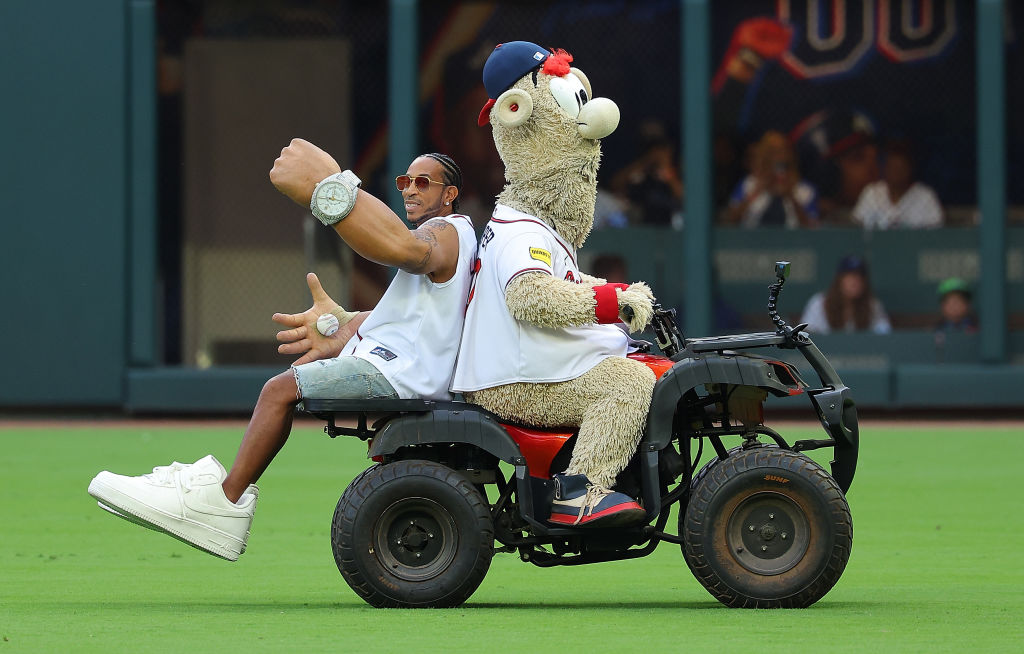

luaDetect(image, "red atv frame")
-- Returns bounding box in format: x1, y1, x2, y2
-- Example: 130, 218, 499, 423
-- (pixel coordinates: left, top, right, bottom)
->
304, 262, 858, 608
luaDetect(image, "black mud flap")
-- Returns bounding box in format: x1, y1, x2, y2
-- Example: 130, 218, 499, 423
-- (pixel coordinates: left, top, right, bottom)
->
808, 386, 859, 494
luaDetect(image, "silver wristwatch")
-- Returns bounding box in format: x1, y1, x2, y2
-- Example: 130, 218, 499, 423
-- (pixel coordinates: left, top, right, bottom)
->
310, 170, 362, 226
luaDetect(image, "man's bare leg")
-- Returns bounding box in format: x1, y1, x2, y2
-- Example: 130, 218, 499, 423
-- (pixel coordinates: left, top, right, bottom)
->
222, 370, 300, 502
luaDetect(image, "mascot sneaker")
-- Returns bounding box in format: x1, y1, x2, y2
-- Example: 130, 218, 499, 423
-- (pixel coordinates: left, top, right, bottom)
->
88, 455, 257, 561
548, 473, 645, 527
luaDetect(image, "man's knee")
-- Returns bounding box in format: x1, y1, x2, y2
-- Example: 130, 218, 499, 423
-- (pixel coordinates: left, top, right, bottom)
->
259, 370, 300, 406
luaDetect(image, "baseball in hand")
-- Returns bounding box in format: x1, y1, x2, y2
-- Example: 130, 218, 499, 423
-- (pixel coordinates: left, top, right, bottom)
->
316, 313, 340, 336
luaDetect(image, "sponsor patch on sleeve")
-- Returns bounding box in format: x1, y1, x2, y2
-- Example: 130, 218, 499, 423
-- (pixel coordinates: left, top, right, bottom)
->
529, 247, 552, 266
370, 346, 397, 361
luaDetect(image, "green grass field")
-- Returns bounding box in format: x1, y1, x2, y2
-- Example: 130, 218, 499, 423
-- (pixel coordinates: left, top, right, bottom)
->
2, 419, 1021, 653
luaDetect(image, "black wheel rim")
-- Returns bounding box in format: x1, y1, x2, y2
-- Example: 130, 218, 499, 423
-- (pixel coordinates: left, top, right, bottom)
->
726, 491, 810, 576
373, 497, 458, 582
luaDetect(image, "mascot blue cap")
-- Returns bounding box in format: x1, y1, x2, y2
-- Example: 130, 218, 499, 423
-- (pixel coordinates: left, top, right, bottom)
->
478, 41, 550, 126
482, 41, 550, 98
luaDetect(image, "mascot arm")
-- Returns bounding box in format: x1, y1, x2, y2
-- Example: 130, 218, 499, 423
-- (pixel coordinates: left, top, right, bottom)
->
505, 273, 654, 333
578, 273, 607, 286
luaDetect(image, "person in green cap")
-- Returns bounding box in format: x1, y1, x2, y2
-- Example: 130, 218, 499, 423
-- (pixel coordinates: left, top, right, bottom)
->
935, 277, 978, 333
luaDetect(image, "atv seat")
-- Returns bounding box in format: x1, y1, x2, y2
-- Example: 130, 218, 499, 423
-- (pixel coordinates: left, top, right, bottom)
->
301, 398, 484, 440
301, 398, 471, 414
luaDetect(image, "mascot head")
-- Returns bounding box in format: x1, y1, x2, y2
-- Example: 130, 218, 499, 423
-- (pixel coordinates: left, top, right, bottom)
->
478, 41, 620, 248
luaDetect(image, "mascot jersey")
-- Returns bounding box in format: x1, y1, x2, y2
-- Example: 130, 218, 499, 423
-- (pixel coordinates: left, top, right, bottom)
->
341, 214, 478, 400
452, 204, 628, 392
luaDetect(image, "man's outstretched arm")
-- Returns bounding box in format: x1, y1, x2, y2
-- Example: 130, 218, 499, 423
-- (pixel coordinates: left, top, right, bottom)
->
269, 138, 459, 281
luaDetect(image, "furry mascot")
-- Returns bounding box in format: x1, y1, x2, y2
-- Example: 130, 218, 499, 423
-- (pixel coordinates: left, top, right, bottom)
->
452, 42, 656, 527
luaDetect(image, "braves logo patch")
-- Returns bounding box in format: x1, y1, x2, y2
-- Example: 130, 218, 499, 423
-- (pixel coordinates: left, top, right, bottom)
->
529, 247, 552, 266
370, 346, 397, 361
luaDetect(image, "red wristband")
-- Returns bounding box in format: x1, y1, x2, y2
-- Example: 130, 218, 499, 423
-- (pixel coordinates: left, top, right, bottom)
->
593, 283, 628, 324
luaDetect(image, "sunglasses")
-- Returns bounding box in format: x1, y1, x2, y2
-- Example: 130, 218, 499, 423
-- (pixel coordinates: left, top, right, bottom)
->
395, 174, 446, 192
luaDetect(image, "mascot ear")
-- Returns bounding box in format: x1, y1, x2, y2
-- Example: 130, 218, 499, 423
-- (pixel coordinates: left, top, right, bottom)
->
569, 67, 592, 100
493, 88, 533, 128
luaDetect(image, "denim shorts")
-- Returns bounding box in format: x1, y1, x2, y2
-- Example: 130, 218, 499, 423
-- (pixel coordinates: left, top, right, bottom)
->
292, 356, 399, 400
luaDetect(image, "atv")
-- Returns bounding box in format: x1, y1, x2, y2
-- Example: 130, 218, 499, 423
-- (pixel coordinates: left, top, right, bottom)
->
303, 261, 857, 609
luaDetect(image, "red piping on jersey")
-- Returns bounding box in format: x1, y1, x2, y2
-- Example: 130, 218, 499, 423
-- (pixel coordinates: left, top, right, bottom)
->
505, 267, 552, 290
489, 217, 577, 267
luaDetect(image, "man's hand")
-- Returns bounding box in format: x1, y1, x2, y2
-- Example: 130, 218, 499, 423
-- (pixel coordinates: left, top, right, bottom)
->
273, 273, 362, 366
269, 138, 343, 208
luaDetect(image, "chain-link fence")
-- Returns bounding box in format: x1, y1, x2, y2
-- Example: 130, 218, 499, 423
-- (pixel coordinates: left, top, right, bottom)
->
1009, 2, 1024, 214
712, 0, 976, 226
158, 0, 683, 367
157, 0, 1016, 369
706, 0, 1003, 337
158, 1, 391, 367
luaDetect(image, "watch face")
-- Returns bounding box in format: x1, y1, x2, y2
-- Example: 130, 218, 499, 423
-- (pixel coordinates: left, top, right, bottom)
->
315, 181, 352, 216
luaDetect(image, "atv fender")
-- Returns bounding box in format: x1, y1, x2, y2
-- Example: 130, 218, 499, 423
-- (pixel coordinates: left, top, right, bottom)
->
635, 352, 801, 521
368, 406, 525, 466
643, 352, 798, 451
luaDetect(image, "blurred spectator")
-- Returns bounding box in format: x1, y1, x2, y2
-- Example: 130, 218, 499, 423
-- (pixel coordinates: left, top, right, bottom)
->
791, 109, 880, 224
934, 277, 978, 333
800, 255, 891, 334
611, 119, 683, 227
724, 131, 819, 228
852, 140, 943, 229
590, 253, 628, 283
710, 17, 792, 212
592, 185, 630, 229
709, 17, 880, 224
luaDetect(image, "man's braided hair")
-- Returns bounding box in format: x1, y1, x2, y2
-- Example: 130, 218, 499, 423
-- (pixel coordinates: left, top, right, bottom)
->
422, 152, 463, 212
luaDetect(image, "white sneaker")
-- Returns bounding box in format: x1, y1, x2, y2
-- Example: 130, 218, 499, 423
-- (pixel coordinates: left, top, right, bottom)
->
94, 462, 258, 553
88, 455, 257, 561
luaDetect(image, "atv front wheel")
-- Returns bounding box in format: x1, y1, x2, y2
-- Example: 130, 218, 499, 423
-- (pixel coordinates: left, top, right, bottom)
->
331, 460, 494, 608
682, 447, 852, 608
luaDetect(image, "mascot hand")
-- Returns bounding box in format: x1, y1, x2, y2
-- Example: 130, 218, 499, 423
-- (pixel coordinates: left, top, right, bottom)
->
616, 282, 654, 333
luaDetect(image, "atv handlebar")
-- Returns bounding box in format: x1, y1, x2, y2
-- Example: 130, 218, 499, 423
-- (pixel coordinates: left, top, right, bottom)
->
649, 304, 685, 357
627, 260, 797, 356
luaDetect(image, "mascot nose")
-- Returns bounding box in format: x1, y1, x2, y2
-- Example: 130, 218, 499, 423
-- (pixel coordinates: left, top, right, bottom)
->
577, 97, 619, 140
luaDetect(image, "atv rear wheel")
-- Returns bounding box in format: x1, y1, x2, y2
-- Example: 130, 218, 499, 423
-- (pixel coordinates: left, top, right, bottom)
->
682, 447, 852, 608
331, 460, 494, 608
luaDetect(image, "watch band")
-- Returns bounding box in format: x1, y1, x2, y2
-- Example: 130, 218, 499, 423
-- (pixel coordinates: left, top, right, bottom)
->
310, 170, 362, 226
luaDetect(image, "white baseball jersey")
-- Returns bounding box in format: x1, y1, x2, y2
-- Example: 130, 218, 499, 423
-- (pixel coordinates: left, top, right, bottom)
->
342, 214, 478, 400
451, 204, 628, 392
851, 181, 943, 229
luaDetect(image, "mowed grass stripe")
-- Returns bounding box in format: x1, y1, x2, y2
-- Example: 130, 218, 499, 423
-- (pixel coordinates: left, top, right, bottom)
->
1, 422, 1021, 653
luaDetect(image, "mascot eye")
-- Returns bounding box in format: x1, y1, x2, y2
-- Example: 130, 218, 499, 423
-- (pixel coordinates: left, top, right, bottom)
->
549, 75, 587, 119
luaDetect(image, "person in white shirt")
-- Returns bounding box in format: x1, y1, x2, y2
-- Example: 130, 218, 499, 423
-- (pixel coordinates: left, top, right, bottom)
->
852, 140, 943, 229
88, 142, 477, 561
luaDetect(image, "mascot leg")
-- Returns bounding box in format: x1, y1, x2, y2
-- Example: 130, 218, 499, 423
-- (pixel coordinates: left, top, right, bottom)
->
468, 356, 656, 527
561, 357, 655, 486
